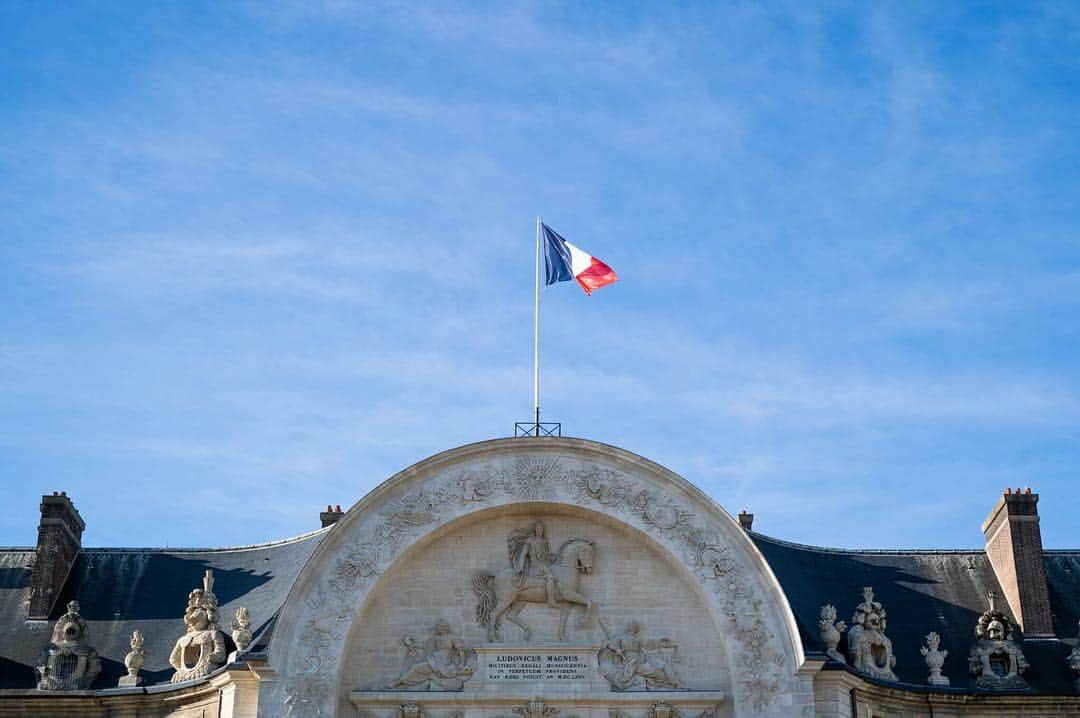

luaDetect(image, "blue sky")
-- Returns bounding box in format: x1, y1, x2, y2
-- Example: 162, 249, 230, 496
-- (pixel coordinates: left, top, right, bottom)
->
1, 2, 1078, 550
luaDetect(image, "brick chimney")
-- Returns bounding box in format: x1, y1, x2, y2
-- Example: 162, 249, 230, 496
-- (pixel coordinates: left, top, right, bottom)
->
981, 488, 1054, 637
737, 510, 754, 531
28, 492, 85, 620
320, 504, 344, 528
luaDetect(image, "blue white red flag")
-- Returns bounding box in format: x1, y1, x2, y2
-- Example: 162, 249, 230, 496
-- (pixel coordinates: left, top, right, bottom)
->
541, 223, 619, 295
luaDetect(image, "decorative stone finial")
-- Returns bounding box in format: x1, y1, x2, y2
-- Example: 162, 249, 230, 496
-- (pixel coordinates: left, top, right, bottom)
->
169, 569, 227, 683
231, 606, 252, 653
920, 632, 949, 686
969, 593, 1029, 689
118, 630, 145, 687
818, 604, 846, 663
845, 586, 897, 681
35, 600, 102, 690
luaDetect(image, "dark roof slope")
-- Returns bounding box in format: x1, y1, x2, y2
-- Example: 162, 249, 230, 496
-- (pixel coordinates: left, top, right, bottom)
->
1045, 551, 1080, 640
0, 528, 326, 688
753, 533, 1079, 693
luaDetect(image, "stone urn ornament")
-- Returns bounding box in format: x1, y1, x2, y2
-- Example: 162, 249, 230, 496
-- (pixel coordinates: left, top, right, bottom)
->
818, 604, 846, 663
231, 606, 252, 653
118, 630, 145, 687
920, 631, 949, 686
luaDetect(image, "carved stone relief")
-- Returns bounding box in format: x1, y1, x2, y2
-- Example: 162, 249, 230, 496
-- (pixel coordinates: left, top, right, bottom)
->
598, 620, 683, 691
276, 447, 794, 716
169, 570, 227, 683
513, 698, 562, 718
968, 592, 1028, 690
472, 520, 596, 642
35, 600, 102, 690
387, 619, 476, 691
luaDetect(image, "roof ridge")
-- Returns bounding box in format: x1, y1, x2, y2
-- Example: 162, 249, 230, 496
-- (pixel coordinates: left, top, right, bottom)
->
750, 531, 986, 555
79, 525, 331, 554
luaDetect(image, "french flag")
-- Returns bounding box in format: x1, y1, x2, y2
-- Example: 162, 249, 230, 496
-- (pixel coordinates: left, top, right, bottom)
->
542, 223, 619, 295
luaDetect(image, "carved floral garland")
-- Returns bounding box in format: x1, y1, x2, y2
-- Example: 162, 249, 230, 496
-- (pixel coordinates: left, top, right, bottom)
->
281, 457, 787, 715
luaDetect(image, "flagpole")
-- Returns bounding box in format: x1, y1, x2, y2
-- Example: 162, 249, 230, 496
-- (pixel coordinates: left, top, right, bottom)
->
534, 216, 541, 436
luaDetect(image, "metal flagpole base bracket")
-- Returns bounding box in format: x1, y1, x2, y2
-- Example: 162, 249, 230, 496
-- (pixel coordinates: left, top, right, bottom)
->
514, 422, 562, 437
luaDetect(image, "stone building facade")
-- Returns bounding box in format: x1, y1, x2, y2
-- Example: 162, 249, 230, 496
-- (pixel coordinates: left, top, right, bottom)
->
1, 437, 1078, 717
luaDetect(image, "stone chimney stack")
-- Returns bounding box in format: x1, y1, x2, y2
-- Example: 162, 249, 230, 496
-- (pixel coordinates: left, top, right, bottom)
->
28, 491, 85, 620
981, 488, 1054, 637
737, 510, 754, 531
320, 504, 345, 528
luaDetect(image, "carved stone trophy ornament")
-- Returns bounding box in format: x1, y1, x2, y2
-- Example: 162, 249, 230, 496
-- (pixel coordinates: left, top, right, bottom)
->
388, 619, 477, 691
35, 600, 102, 690
598, 620, 683, 691
845, 587, 897, 681
921, 632, 949, 686
818, 604, 846, 663
968, 591, 1029, 690
118, 630, 145, 687
1068, 620, 1080, 692
473, 520, 597, 642
169, 569, 228, 683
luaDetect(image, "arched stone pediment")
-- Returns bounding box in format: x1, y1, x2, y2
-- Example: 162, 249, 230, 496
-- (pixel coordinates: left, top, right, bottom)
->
265, 439, 803, 717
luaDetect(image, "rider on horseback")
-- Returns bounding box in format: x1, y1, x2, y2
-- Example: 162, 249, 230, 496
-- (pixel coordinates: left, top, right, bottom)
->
509, 521, 558, 608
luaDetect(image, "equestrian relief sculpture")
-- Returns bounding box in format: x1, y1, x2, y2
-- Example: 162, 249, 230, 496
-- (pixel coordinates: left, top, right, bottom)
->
473, 520, 597, 642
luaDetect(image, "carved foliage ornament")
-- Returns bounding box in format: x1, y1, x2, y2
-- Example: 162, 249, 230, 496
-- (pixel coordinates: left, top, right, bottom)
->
282, 455, 788, 714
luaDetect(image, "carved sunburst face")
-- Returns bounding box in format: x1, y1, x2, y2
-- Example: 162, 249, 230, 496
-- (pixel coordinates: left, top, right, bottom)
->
510, 457, 561, 499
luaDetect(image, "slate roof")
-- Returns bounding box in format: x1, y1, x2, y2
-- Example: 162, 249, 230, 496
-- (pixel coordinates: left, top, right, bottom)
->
1, 520, 1077, 695
0, 528, 326, 689
752, 532, 1080, 693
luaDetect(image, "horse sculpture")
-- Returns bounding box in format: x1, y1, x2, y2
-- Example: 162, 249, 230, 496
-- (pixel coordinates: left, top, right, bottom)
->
472, 538, 596, 642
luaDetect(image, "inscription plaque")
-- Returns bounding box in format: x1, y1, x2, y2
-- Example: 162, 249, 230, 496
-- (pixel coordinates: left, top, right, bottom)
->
473, 645, 608, 692
487, 652, 590, 682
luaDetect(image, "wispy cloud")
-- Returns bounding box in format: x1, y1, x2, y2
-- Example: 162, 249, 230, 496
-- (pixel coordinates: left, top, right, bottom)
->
1, 1, 1078, 548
